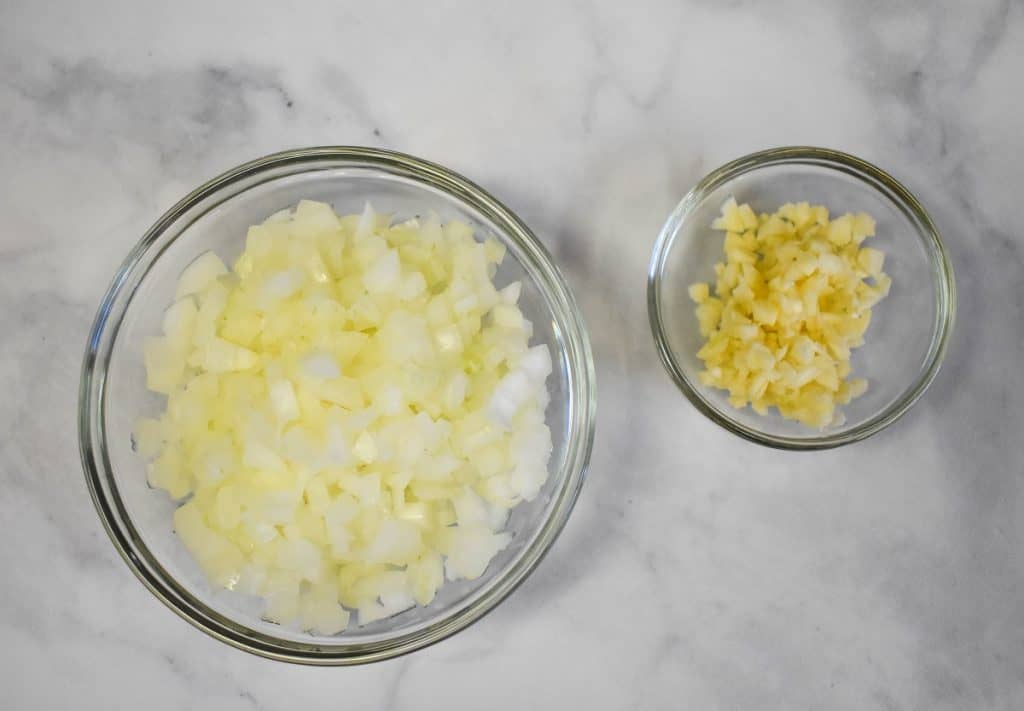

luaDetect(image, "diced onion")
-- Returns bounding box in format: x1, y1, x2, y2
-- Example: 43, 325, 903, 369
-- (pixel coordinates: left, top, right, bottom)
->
137, 202, 553, 633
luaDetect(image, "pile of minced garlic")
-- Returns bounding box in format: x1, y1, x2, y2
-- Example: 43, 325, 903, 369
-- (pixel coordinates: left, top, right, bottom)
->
689, 198, 891, 429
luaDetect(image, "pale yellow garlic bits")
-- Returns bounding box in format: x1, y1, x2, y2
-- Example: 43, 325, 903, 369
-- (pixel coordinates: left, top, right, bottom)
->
689, 198, 891, 429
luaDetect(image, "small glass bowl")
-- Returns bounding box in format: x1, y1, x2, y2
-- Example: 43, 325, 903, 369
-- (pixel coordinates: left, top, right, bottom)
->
79, 147, 596, 663
648, 146, 955, 450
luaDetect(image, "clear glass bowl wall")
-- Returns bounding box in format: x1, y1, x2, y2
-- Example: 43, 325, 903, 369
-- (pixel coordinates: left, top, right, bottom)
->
80, 148, 596, 663
648, 148, 954, 449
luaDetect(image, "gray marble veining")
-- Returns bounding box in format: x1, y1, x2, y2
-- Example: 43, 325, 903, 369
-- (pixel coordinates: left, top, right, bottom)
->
2, 0, 1023, 708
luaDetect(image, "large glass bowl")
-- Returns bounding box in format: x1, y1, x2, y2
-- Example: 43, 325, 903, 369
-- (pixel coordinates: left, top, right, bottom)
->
648, 147, 955, 449
79, 147, 596, 664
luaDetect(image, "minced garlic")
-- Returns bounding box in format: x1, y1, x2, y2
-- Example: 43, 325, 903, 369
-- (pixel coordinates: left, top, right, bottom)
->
690, 198, 890, 429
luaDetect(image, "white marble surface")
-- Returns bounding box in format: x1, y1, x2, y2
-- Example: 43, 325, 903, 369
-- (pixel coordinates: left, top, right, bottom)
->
3, 0, 1023, 708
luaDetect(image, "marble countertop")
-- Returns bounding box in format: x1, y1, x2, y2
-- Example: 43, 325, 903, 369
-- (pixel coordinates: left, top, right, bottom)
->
3, 0, 1023, 708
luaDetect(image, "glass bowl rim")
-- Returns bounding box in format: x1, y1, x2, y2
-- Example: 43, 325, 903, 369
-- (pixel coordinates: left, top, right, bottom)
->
78, 146, 597, 664
647, 145, 956, 450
